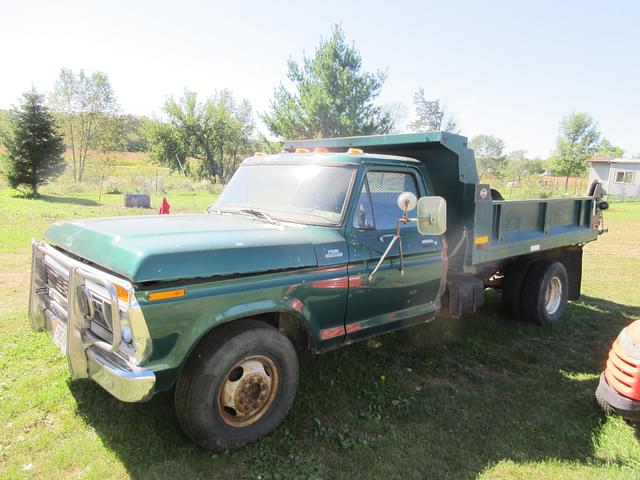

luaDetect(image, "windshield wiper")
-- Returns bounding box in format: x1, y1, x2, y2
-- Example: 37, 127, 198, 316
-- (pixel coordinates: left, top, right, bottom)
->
209, 206, 279, 224
239, 208, 278, 224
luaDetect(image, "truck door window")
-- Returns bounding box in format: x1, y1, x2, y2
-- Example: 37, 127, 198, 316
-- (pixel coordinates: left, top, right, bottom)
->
353, 171, 419, 230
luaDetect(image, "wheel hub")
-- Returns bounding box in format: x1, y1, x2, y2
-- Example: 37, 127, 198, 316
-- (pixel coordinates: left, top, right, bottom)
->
544, 276, 563, 315
217, 356, 279, 427
235, 373, 270, 414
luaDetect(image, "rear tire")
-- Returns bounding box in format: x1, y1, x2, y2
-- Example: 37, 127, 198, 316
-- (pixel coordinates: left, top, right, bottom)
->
175, 320, 299, 450
501, 257, 534, 319
521, 260, 569, 325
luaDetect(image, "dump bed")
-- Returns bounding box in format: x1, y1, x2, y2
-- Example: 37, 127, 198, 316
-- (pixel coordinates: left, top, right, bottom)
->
284, 132, 600, 272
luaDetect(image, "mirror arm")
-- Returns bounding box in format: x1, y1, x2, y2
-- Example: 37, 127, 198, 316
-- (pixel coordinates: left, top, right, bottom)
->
368, 220, 406, 283
368, 234, 399, 282
396, 220, 405, 276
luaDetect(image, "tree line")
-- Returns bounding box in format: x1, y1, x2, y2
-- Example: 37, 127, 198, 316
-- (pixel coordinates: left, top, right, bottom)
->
0, 24, 627, 195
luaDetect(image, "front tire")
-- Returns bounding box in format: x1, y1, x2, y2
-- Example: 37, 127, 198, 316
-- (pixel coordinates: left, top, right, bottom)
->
175, 320, 299, 450
521, 260, 569, 325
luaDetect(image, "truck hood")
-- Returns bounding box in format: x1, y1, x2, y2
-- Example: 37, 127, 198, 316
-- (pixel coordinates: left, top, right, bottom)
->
45, 214, 346, 283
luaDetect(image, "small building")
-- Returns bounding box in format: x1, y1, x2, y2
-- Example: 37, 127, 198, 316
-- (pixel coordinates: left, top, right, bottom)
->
588, 157, 640, 198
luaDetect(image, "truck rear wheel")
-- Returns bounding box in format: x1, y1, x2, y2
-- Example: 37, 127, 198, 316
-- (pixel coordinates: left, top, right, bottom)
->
521, 260, 568, 325
174, 320, 299, 450
501, 257, 534, 319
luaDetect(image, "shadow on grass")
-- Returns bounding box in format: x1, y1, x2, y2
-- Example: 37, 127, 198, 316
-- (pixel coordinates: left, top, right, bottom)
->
69, 294, 640, 479
37, 194, 99, 206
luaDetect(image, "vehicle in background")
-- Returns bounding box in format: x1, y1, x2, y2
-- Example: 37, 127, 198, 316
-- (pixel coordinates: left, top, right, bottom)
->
596, 320, 640, 422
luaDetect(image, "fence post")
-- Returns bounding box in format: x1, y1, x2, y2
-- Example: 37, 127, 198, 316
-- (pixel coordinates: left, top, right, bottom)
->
98, 175, 104, 204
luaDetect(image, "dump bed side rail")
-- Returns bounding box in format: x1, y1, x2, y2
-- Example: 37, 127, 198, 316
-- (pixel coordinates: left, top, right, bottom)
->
472, 196, 597, 265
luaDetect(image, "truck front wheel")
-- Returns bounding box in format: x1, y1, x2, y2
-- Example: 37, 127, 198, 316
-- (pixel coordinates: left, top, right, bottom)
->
522, 260, 569, 325
175, 320, 299, 450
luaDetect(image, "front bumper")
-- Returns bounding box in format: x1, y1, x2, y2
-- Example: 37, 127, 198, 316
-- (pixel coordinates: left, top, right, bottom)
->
30, 241, 155, 403
596, 372, 640, 422
86, 346, 155, 402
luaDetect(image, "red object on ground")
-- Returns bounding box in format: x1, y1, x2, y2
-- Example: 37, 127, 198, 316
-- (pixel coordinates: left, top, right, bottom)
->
605, 320, 640, 401
596, 319, 640, 422
158, 197, 171, 215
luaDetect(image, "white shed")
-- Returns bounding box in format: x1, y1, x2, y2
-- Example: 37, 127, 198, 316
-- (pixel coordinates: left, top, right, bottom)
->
588, 157, 640, 198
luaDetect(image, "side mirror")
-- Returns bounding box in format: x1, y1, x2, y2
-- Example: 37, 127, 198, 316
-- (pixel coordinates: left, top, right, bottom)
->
417, 196, 447, 236
397, 191, 418, 213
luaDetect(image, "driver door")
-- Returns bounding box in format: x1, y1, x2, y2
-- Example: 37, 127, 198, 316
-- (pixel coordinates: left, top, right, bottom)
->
345, 168, 444, 340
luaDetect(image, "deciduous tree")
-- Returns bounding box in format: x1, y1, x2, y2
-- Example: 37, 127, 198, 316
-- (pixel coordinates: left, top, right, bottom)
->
145, 90, 254, 180
470, 134, 506, 178
504, 150, 546, 180
50, 68, 118, 181
595, 138, 624, 158
1, 90, 65, 195
263, 25, 392, 139
549, 112, 600, 188
409, 88, 459, 133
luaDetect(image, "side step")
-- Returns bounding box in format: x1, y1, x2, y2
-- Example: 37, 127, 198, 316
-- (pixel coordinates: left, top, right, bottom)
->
441, 272, 485, 318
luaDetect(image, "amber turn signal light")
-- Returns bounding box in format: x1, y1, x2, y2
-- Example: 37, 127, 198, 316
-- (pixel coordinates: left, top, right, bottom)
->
147, 288, 186, 302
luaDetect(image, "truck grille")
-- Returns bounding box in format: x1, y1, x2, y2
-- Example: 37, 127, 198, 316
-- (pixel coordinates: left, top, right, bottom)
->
44, 255, 114, 344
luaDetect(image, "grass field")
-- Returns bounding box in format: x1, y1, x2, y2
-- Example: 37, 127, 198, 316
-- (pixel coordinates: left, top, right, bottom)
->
1, 188, 639, 479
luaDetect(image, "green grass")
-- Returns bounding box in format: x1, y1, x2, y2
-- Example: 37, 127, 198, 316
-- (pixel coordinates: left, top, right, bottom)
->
1, 189, 639, 479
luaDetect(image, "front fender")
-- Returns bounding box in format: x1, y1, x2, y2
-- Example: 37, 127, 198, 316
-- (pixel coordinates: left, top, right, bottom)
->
138, 266, 349, 390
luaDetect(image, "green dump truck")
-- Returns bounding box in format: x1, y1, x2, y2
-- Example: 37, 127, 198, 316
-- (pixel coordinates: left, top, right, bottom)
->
28, 132, 607, 449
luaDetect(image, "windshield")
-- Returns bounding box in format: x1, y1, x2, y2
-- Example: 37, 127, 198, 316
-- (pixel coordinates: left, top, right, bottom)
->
213, 164, 355, 226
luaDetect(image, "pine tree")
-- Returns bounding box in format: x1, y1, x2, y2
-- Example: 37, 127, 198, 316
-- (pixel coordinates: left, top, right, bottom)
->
263, 25, 392, 139
1, 90, 65, 196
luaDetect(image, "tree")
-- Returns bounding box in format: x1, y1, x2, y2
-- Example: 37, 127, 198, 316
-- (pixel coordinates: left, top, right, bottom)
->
142, 118, 190, 174
504, 150, 546, 180
92, 114, 148, 153
409, 87, 459, 133
595, 138, 624, 158
0, 110, 9, 135
470, 134, 507, 178
145, 90, 254, 181
549, 112, 600, 188
256, 132, 283, 154
1, 90, 65, 195
383, 101, 412, 133
263, 25, 392, 139
50, 68, 118, 181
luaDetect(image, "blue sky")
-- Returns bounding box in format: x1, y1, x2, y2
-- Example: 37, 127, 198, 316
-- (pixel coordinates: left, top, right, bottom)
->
2, 0, 639, 157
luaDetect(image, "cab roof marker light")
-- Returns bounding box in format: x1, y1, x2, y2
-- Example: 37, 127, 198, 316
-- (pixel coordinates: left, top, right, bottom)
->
313, 147, 329, 153
294, 147, 310, 154
254, 151, 267, 157
347, 148, 363, 155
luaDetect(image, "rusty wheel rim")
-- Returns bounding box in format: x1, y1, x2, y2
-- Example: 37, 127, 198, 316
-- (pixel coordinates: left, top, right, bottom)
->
217, 355, 279, 427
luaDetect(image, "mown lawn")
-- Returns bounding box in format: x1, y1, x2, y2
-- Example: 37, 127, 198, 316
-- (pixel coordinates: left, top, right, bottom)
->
1, 188, 639, 479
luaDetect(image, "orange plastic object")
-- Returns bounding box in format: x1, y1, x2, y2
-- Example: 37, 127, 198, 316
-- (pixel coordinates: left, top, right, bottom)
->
604, 320, 640, 401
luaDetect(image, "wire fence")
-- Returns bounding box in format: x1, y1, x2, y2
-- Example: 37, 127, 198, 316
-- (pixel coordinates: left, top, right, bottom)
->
43, 152, 225, 197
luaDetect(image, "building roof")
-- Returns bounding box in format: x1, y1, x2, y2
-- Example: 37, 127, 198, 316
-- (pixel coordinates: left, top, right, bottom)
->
589, 156, 640, 165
